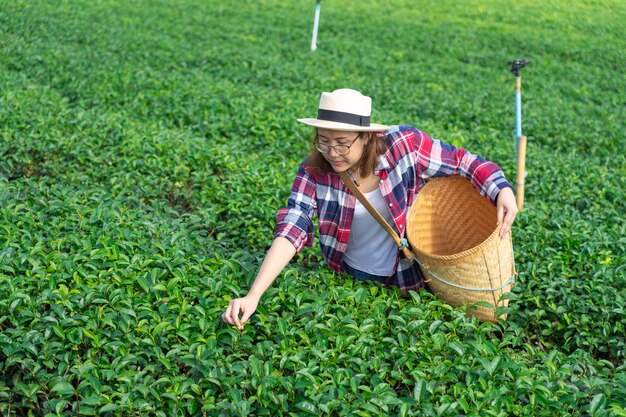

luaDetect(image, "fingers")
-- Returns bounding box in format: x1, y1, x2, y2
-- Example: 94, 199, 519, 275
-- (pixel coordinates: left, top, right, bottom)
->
497, 205, 508, 238
223, 301, 233, 320
221, 297, 258, 330
501, 208, 517, 237
222, 301, 234, 325
231, 300, 243, 330
222, 299, 242, 329
499, 205, 518, 238
499, 213, 510, 238
496, 204, 504, 228
499, 223, 510, 239
496, 188, 518, 238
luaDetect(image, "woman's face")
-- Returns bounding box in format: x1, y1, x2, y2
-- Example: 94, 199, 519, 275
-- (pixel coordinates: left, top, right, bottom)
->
316, 128, 368, 173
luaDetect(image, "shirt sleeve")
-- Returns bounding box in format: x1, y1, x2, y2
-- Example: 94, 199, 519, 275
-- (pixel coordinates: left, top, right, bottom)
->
408, 125, 512, 203
274, 162, 317, 252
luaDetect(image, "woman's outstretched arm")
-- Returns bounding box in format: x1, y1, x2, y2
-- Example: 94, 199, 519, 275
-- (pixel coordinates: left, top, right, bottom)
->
221, 236, 296, 330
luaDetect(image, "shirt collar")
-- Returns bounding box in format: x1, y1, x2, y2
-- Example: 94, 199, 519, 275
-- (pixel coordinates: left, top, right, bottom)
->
374, 154, 391, 173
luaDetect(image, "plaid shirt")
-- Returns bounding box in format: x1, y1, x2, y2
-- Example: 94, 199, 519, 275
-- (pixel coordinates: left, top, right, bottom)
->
275, 125, 511, 292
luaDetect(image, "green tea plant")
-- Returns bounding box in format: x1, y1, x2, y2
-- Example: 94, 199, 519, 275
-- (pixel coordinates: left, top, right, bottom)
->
1, 0, 624, 415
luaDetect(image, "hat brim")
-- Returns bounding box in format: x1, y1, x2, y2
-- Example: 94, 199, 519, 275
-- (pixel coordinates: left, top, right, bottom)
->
297, 118, 388, 132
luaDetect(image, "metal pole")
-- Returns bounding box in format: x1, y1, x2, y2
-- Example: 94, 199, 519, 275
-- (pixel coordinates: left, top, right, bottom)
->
507, 59, 530, 210
508, 59, 529, 156
311, 0, 321, 51
515, 77, 522, 155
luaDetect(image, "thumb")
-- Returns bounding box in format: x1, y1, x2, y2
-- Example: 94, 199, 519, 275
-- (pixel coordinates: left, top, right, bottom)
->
240, 309, 253, 326
240, 302, 257, 325
497, 204, 504, 226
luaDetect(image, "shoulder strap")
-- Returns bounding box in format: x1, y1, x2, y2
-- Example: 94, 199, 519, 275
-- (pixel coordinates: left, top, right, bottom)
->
339, 171, 414, 261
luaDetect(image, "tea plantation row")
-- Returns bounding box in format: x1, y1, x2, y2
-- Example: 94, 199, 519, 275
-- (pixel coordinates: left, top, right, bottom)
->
1, 0, 625, 415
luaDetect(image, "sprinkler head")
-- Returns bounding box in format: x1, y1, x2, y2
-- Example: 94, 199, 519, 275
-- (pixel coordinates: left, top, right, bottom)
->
508, 59, 530, 77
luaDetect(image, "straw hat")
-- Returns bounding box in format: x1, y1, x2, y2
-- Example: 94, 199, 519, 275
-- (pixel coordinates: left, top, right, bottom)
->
298, 88, 388, 132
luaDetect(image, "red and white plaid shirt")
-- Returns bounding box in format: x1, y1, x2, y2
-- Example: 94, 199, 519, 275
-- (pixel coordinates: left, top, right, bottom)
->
275, 125, 511, 292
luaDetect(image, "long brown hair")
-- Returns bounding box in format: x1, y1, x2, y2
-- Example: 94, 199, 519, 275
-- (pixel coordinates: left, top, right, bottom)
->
305, 130, 388, 178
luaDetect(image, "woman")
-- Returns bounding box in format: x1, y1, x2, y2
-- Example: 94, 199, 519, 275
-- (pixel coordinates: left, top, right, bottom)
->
222, 88, 518, 330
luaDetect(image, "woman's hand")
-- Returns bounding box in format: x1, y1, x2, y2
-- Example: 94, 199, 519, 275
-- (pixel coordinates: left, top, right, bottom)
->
222, 295, 260, 330
496, 187, 518, 238
219, 237, 297, 331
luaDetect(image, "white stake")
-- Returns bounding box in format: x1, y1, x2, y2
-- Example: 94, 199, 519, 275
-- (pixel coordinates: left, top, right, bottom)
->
311, 0, 321, 51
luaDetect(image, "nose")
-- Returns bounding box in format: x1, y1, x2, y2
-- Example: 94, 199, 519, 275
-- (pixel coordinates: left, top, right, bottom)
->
328, 146, 341, 157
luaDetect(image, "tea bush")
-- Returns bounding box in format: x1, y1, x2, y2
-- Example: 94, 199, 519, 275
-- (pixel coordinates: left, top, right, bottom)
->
1, 0, 625, 415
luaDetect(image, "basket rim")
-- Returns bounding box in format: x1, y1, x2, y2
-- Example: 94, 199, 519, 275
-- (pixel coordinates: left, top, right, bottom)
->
407, 176, 502, 261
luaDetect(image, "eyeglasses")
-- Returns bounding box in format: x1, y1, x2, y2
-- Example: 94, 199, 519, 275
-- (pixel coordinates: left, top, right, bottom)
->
315, 134, 360, 155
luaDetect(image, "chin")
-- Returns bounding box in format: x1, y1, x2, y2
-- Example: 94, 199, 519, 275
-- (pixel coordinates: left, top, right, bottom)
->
329, 162, 350, 172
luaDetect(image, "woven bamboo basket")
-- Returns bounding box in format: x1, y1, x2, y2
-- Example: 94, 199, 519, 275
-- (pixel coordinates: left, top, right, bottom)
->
406, 176, 516, 322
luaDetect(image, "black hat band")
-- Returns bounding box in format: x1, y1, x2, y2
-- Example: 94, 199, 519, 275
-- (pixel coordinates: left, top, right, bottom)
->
317, 108, 370, 127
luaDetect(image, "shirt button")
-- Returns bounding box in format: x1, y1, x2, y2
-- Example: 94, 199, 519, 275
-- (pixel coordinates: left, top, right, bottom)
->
389, 203, 393, 207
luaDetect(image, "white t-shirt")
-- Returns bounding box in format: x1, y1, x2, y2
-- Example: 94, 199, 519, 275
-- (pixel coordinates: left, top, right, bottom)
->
344, 188, 397, 276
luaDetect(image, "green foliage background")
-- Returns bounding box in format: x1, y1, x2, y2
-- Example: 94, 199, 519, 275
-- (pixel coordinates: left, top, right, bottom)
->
1, 0, 625, 415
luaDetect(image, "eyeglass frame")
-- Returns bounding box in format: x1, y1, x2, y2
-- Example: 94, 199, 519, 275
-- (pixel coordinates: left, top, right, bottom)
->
314, 133, 362, 155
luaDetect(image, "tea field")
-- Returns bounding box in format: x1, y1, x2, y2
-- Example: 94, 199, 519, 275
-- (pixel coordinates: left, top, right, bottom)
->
1, 0, 625, 415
